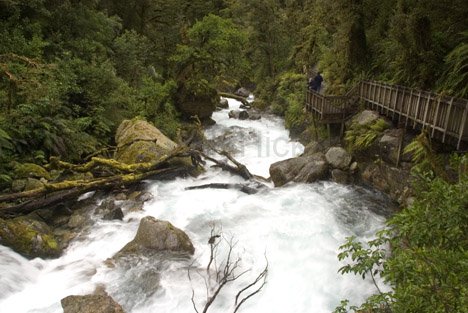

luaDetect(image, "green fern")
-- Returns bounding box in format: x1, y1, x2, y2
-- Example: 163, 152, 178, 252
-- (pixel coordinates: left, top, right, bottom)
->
403, 131, 445, 179
438, 32, 468, 98
345, 118, 389, 152
0, 128, 13, 152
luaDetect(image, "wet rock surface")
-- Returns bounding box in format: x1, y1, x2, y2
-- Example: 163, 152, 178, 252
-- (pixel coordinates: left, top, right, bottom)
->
269, 153, 329, 186
115, 216, 195, 257
61, 294, 125, 313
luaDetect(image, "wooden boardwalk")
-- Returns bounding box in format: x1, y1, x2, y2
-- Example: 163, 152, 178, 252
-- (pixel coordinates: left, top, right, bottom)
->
305, 80, 468, 150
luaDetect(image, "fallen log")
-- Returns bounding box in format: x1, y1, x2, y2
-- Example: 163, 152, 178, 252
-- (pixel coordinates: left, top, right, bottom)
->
218, 92, 249, 106
0, 146, 262, 217
185, 183, 258, 195
47, 146, 189, 174
0, 167, 186, 217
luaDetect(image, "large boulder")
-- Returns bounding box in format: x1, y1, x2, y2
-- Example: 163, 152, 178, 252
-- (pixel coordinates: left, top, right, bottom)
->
13, 162, 51, 180
115, 119, 177, 151
350, 110, 380, 126
218, 97, 229, 109
0, 217, 61, 259
61, 294, 125, 313
115, 217, 194, 257
325, 147, 352, 170
114, 119, 178, 165
302, 140, 326, 156
379, 128, 407, 164
269, 153, 328, 187
361, 162, 412, 204
235, 87, 251, 98
294, 154, 329, 183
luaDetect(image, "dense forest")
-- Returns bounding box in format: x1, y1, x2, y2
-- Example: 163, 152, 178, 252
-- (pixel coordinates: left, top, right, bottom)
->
0, 0, 467, 312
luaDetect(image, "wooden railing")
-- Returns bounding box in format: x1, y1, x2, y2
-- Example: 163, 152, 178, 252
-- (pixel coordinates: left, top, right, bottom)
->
305, 80, 468, 149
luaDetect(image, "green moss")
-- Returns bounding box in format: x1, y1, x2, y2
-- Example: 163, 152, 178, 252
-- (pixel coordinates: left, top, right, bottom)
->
42, 234, 58, 250
13, 163, 51, 180
0, 217, 61, 259
116, 141, 167, 164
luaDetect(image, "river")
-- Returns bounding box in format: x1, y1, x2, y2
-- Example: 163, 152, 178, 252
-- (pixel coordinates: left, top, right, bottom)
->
0, 99, 389, 313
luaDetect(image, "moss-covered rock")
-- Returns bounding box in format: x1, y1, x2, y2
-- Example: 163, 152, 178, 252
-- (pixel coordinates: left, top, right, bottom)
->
115, 141, 167, 164
61, 294, 125, 313
13, 163, 51, 180
114, 119, 179, 165
0, 217, 61, 259
11, 179, 27, 192
115, 119, 178, 150
24, 178, 45, 191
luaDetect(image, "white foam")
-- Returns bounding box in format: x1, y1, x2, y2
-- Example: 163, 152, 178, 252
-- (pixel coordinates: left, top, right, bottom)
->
0, 99, 387, 313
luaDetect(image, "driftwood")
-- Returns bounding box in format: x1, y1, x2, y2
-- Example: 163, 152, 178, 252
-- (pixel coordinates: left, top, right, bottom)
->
185, 183, 258, 195
0, 167, 187, 217
0, 145, 264, 217
218, 92, 249, 106
0, 146, 198, 217
200, 151, 253, 180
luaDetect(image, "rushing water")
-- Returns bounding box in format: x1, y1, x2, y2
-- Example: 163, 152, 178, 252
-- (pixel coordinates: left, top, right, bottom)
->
0, 99, 390, 313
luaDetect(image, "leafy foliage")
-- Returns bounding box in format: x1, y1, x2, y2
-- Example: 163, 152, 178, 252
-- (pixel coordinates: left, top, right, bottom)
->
336, 156, 468, 313
438, 32, 468, 98
345, 118, 389, 152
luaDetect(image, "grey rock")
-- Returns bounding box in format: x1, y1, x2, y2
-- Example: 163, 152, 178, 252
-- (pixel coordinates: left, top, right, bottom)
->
68, 214, 87, 228
352, 110, 380, 126
248, 113, 261, 120
302, 141, 325, 156
228, 110, 249, 120
331, 169, 349, 184
218, 98, 229, 109
379, 129, 404, 164
325, 147, 352, 170
294, 154, 329, 183
115, 216, 194, 257
269, 153, 328, 187
136, 192, 153, 203
235, 87, 250, 98
95, 199, 115, 215
103, 207, 124, 221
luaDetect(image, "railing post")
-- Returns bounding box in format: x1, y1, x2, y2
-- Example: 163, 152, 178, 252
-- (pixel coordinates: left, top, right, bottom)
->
442, 98, 454, 143
421, 93, 431, 131
404, 89, 412, 127
413, 91, 422, 129
457, 102, 468, 150
431, 96, 442, 137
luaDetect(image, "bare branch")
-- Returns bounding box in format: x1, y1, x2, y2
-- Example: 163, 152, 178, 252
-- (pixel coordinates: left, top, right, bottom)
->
234, 255, 269, 312
190, 226, 268, 313
187, 260, 200, 313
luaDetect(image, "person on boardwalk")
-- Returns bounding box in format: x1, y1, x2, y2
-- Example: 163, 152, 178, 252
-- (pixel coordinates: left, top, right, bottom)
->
308, 77, 316, 91
312, 72, 323, 93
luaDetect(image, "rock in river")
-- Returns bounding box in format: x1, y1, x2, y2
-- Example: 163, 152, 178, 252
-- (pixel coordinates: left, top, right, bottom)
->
269, 153, 329, 187
115, 216, 194, 257
61, 294, 125, 313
